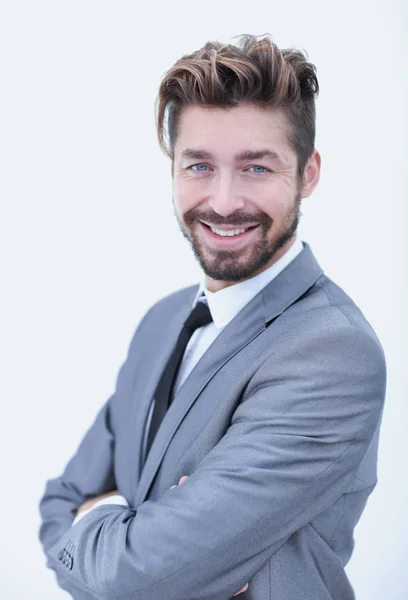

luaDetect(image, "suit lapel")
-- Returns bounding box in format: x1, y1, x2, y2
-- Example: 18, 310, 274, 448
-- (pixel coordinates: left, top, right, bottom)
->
135, 292, 266, 505
135, 241, 324, 505
128, 287, 198, 489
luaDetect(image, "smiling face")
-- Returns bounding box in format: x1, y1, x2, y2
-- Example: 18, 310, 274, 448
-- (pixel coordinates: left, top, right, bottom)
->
172, 103, 321, 291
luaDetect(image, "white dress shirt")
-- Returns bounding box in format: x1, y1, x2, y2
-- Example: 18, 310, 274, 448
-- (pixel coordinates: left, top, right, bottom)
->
73, 237, 304, 524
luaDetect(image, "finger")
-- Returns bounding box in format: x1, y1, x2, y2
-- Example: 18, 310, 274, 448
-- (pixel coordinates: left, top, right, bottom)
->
233, 583, 249, 596
170, 485, 177, 489
179, 476, 188, 485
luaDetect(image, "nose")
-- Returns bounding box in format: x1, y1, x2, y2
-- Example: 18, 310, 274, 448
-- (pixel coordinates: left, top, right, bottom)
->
208, 172, 245, 217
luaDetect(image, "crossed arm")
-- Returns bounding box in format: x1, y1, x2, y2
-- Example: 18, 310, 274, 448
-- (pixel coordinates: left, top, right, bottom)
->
38, 324, 386, 600
74, 478, 249, 598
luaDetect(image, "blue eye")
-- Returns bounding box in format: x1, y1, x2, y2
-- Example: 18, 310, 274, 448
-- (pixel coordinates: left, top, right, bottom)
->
249, 166, 268, 173
190, 164, 209, 171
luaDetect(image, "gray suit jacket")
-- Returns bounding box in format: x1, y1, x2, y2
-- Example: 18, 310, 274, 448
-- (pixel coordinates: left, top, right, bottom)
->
38, 241, 387, 600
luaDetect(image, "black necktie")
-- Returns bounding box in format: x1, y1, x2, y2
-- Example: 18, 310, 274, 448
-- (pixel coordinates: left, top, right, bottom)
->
145, 300, 213, 460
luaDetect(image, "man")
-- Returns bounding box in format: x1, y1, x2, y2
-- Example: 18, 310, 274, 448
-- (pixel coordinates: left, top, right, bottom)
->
39, 34, 386, 600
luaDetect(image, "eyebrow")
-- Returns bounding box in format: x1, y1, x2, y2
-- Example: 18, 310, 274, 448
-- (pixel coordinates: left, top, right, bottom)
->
180, 148, 283, 162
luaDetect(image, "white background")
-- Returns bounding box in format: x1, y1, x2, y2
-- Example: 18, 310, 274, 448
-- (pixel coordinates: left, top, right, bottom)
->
0, 1, 406, 598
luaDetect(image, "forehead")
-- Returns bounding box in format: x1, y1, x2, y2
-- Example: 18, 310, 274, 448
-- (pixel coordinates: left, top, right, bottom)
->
174, 104, 294, 163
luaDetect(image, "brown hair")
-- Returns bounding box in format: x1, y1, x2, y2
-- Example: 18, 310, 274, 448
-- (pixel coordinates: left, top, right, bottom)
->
155, 33, 319, 181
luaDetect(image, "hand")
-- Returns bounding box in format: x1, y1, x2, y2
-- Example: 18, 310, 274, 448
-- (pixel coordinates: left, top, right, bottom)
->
170, 476, 249, 597
76, 489, 120, 515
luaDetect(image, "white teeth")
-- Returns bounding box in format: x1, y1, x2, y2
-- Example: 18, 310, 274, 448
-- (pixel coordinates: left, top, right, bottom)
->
210, 226, 248, 237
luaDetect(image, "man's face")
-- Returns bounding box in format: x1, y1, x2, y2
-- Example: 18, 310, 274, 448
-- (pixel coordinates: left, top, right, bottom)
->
172, 103, 320, 291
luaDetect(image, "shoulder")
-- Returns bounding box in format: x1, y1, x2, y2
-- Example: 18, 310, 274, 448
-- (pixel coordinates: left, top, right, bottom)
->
254, 273, 387, 392
284, 273, 384, 355
143, 283, 199, 322
125, 283, 199, 350
247, 281, 387, 425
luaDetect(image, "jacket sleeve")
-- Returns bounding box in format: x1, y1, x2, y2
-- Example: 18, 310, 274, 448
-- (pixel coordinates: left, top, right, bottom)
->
45, 324, 386, 600
38, 395, 116, 553
38, 307, 154, 599
38, 394, 117, 600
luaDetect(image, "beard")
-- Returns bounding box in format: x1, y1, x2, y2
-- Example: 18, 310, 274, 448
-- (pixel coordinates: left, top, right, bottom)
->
174, 192, 302, 283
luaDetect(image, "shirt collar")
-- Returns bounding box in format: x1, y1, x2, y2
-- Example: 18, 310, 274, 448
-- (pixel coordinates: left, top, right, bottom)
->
192, 236, 304, 330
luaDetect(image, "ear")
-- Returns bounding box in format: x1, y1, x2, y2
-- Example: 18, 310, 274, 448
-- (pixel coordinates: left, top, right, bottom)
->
300, 150, 321, 198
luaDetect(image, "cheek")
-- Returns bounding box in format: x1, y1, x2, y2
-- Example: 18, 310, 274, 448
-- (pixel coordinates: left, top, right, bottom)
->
172, 185, 188, 215
173, 179, 205, 215
252, 186, 289, 220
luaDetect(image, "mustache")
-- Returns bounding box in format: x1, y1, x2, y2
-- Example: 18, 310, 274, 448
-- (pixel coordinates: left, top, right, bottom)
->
183, 209, 272, 227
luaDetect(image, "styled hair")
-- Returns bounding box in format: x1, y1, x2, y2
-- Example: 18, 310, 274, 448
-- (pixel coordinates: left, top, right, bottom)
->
155, 33, 319, 181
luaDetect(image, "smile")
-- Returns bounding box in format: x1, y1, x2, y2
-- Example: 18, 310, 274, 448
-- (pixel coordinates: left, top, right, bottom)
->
198, 221, 260, 248
209, 226, 250, 237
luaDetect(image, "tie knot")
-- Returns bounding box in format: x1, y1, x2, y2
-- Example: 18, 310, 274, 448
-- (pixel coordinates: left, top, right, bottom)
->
183, 300, 213, 332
